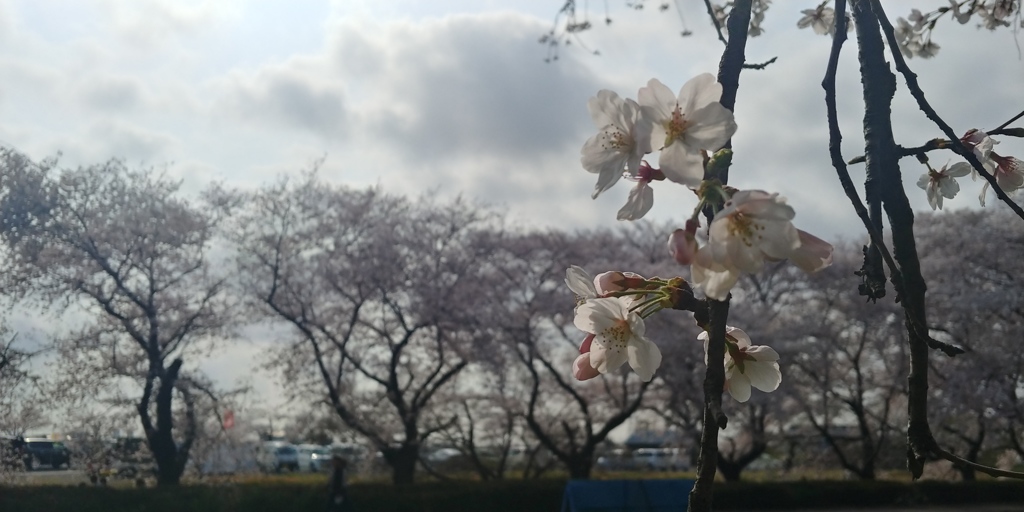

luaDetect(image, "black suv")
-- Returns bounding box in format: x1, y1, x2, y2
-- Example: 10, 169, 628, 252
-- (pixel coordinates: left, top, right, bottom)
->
22, 438, 72, 470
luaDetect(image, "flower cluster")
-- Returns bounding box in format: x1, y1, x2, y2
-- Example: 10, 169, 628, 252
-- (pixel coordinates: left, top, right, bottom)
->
566, 266, 665, 383
582, 74, 738, 218
891, 1, 1022, 59
566, 264, 785, 403
571, 73, 834, 402
925, 129, 1024, 208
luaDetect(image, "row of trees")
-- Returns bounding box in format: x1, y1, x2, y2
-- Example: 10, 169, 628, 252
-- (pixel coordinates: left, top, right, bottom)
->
1, 150, 1022, 484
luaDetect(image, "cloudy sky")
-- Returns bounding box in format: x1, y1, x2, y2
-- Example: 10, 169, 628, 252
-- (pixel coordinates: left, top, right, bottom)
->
2, 0, 1023, 423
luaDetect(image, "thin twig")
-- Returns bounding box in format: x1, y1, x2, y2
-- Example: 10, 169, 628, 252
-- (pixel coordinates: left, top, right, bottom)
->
742, 56, 777, 70
936, 447, 1024, 479
703, 0, 728, 45
869, 0, 1024, 222
992, 109, 1024, 132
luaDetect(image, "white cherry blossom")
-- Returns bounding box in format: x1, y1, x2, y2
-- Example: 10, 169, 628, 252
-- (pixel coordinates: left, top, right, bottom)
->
581, 90, 652, 199
948, 0, 972, 24
691, 190, 833, 300
916, 161, 971, 210
979, 153, 1024, 206
691, 190, 799, 300
573, 296, 661, 382
637, 75, 737, 188
699, 326, 781, 403
797, 5, 835, 35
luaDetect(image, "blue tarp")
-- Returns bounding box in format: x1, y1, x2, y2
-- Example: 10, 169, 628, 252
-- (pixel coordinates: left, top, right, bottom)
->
560, 479, 694, 512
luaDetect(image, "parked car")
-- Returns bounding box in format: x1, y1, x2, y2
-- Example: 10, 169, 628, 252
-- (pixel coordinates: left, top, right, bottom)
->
21, 438, 72, 470
257, 442, 299, 473
297, 444, 334, 472
631, 447, 687, 471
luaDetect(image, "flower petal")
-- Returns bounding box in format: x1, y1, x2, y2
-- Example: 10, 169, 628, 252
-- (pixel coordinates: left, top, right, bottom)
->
589, 337, 628, 374
683, 103, 737, 152
945, 162, 972, 178
573, 296, 623, 334
725, 326, 752, 349
916, 173, 931, 191
938, 174, 961, 199
745, 360, 782, 392
691, 261, 740, 301
790, 230, 834, 273
637, 78, 677, 125
726, 371, 752, 402
657, 143, 704, 188
627, 336, 662, 382
678, 73, 723, 113
617, 181, 655, 221
565, 266, 597, 299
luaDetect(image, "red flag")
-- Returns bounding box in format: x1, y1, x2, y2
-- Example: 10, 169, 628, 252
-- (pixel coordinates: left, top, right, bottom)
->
222, 410, 235, 430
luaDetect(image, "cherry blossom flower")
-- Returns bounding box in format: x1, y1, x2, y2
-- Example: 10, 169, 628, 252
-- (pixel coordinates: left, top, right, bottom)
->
961, 129, 998, 173
948, 0, 972, 24
691, 190, 800, 300
690, 190, 833, 300
699, 326, 781, 403
572, 333, 601, 381
573, 296, 661, 382
917, 161, 971, 210
797, 5, 835, 35
894, 17, 925, 57
979, 154, 1024, 206
581, 90, 652, 199
992, 154, 1024, 190
907, 8, 927, 29
637, 75, 737, 188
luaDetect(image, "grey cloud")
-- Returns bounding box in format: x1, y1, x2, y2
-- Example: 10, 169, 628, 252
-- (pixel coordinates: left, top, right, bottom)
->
219, 64, 348, 138
79, 74, 145, 111
85, 120, 177, 162
330, 13, 603, 162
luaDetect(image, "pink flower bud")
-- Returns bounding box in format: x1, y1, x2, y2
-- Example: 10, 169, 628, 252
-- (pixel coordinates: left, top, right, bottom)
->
593, 272, 625, 295
594, 271, 646, 295
579, 333, 594, 354
572, 353, 601, 381
573, 334, 600, 381
668, 220, 699, 265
